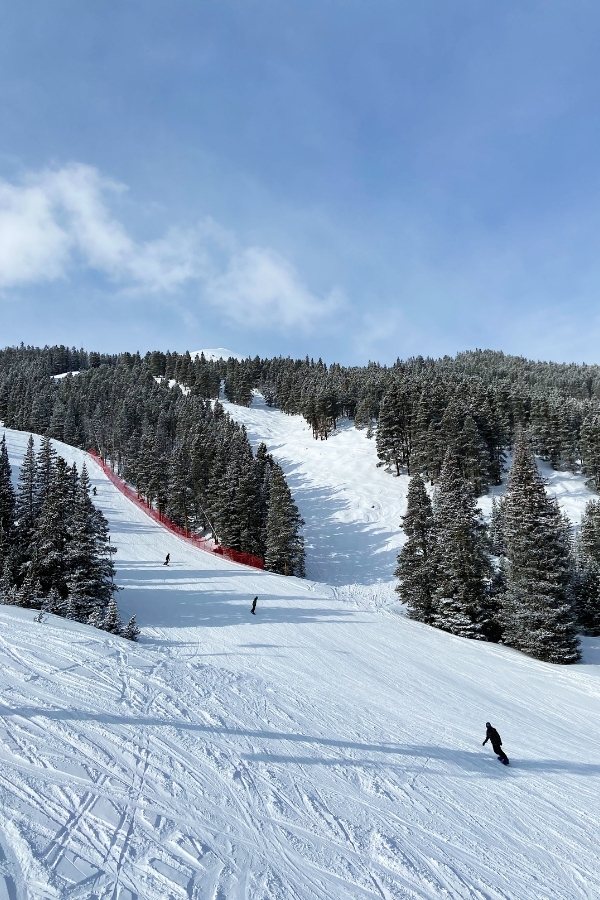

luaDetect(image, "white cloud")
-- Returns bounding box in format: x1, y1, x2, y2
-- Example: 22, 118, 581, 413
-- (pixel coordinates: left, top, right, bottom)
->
0, 163, 342, 333
204, 246, 342, 329
0, 179, 71, 286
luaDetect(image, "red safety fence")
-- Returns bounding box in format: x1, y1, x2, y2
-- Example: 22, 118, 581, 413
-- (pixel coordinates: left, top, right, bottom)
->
87, 450, 264, 570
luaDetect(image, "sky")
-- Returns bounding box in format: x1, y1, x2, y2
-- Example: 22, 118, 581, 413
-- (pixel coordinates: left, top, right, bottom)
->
1, 0, 600, 366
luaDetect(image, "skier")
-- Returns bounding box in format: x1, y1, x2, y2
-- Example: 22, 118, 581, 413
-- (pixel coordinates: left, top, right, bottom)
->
164, 553, 170, 566
251, 596, 258, 615
483, 722, 509, 764
92, 486, 97, 496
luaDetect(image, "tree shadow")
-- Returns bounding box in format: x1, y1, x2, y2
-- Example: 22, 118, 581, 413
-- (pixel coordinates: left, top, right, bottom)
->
275, 474, 400, 587
3, 707, 597, 780
114, 560, 358, 629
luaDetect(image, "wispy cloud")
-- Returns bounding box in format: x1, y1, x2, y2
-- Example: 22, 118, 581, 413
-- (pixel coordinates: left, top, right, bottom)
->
205, 246, 343, 330
0, 163, 342, 332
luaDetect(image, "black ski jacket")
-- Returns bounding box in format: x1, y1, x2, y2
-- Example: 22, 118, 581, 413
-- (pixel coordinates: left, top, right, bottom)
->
483, 725, 502, 747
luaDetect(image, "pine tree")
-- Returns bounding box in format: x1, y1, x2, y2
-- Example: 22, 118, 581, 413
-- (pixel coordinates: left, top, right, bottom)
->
45, 587, 62, 615
122, 615, 140, 641
86, 607, 105, 629
16, 570, 43, 609
102, 597, 123, 635
573, 499, 600, 634
35, 435, 57, 515
573, 558, 600, 635
0, 558, 17, 605
489, 496, 506, 556
431, 449, 491, 639
264, 465, 305, 576
395, 474, 437, 623
65, 464, 117, 620
33, 456, 72, 598
457, 414, 489, 495
166, 448, 194, 532
0, 434, 16, 560
502, 437, 580, 663
14, 435, 37, 565
579, 499, 600, 561
64, 597, 77, 619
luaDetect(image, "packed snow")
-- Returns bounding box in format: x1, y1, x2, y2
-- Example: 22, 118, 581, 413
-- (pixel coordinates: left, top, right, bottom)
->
0, 408, 599, 899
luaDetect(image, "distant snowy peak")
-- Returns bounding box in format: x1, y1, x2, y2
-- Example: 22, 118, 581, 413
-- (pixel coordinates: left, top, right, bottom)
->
190, 348, 245, 362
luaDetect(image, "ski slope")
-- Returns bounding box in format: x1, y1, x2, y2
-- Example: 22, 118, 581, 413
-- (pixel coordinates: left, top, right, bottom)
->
0, 420, 599, 899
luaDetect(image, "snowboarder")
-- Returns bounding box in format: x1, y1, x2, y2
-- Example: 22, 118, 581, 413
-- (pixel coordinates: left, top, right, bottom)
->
164, 553, 170, 566
92, 486, 97, 496
483, 722, 509, 764
251, 596, 258, 615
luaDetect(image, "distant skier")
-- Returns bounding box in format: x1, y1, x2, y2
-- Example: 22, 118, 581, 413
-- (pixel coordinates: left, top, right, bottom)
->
483, 722, 509, 764
164, 553, 170, 566
92, 486, 97, 496
251, 596, 258, 615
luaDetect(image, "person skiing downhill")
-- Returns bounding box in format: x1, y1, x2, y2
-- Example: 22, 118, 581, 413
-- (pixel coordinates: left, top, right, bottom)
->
483, 722, 509, 764
251, 596, 258, 615
164, 553, 170, 566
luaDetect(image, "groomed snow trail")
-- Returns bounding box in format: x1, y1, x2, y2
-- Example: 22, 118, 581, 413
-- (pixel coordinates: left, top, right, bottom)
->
0, 427, 599, 899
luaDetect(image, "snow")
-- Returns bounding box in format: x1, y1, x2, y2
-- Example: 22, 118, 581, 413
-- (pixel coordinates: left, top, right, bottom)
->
190, 347, 245, 362
154, 376, 190, 395
51, 371, 80, 380
1, 414, 599, 899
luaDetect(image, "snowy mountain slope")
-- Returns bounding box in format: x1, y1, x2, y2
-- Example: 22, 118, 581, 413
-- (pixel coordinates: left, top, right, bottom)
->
0, 427, 599, 899
221, 394, 411, 600
222, 393, 598, 605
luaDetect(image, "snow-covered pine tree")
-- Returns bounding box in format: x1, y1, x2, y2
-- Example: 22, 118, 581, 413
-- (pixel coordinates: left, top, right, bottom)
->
502, 436, 580, 663
35, 435, 57, 516
264, 464, 305, 576
489, 496, 506, 556
45, 587, 62, 615
431, 448, 490, 639
395, 474, 437, 623
166, 447, 194, 533
0, 434, 16, 558
14, 435, 37, 565
580, 414, 600, 490
122, 615, 140, 641
66, 464, 117, 621
573, 499, 600, 634
16, 570, 43, 609
579, 499, 600, 561
102, 597, 123, 635
573, 558, 600, 636
376, 388, 404, 475
0, 559, 17, 605
34, 455, 72, 599
457, 414, 489, 496
376, 383, 413, 475
236, 460, 263, 557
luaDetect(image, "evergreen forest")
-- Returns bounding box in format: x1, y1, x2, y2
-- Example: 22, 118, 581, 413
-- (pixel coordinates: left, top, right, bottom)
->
2, 343, 600, 661
0, 432, 136, 639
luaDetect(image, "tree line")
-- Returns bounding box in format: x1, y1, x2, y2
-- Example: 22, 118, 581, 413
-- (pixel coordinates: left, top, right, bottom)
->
396, 435, 600, 664
0, 347, 305, 577
0, 433, 137, 638
3, 342, 600, 662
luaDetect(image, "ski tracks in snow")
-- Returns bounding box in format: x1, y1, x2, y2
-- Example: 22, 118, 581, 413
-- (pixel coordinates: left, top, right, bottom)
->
1, 427, 600, 899
0, 608, 509, 900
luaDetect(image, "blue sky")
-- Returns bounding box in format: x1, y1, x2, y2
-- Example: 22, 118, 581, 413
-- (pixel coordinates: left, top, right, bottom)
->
1, 1, 600, 365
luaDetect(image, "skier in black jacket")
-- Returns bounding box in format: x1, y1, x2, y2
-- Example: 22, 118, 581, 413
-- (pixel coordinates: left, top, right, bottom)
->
483, 722, 509, 764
